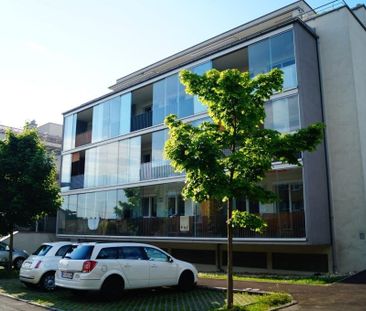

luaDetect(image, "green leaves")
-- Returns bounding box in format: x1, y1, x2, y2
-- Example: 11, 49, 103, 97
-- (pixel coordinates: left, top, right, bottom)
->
229, 210, 267, 233
0, 126, 61, 235
166, 68, 323, 231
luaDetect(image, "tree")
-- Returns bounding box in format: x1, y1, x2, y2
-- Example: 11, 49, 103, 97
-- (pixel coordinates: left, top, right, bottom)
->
0, 125, 61, 270
164, 68, 324, 309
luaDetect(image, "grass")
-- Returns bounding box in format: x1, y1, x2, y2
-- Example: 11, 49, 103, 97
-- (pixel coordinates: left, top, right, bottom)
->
214, 293, 292, 311
199, 272, 343, 285
0, 276, 292, 311
0, 267, 20, 279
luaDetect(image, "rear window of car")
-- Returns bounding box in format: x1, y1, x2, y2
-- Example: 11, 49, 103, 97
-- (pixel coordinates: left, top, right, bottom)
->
33, 245, 53, 256
68, 245, 94, 260
120, 247, 147, 260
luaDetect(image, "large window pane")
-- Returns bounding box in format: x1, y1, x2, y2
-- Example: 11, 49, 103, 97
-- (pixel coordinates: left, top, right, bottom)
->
152, 80, 166, 125
265, 95, 299, 132
193, 61, 212, 114
271, 31, 297, 89
249, 30, 297, 90
63, 114, 76, 151
249, 39, 271, 77
61, 154, 71, 191
120, 93, 131, 135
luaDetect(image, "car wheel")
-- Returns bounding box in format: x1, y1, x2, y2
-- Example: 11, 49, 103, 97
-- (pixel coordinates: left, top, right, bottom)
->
40, 272, 56, 291
178, 270, 195, 291
13, 257, 25, 270
101, 275, 124, 299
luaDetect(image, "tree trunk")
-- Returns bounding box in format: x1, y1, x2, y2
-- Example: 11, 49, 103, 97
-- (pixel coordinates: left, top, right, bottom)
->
7, 225, 14, 271
227, 198, 233, 309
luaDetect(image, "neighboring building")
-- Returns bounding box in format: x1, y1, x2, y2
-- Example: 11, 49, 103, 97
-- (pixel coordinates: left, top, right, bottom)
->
57, 0, 366, 274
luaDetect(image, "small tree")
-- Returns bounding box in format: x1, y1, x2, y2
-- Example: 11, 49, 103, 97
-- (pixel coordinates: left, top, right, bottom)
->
164, 68, 324, 309
0, 125, 61, 270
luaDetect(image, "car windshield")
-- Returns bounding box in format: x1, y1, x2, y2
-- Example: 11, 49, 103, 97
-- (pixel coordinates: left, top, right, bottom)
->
33, 244, 53, 256
67, 245, 94, 260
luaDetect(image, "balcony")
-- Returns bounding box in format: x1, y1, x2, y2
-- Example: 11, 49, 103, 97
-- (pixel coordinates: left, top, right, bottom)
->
131, 110, 152, 132
60, 211, 305, 239
140, 160, 181, 180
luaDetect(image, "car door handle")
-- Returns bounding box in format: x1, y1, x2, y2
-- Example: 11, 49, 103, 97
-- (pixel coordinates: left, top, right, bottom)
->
124, 264, 131, 268
151, 264, 158, 268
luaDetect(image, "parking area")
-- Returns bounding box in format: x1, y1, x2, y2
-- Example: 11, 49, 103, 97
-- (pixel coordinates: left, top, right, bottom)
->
0, 278, 262, 311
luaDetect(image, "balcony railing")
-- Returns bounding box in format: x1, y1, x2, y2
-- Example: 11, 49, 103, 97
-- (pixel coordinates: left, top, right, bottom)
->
59, 211, 305, 239
140, 160, 182, 180
131, 110, 152, 131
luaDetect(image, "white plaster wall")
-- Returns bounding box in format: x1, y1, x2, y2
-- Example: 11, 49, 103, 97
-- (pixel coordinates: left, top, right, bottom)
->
307, 8, 366, 273
1, 232, 56, 254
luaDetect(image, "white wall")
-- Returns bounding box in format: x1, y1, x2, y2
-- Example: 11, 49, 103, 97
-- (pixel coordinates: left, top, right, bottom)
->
307, 7, 366, 273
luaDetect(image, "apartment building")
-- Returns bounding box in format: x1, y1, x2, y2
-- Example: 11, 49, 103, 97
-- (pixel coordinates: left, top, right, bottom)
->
57, 1, 366, 274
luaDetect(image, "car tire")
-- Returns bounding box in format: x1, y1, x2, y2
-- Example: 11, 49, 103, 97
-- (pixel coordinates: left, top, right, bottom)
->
13, 257, 25, 270
40, 272, 56, 291
178, 270, 195, 291
101, 275, 124, 299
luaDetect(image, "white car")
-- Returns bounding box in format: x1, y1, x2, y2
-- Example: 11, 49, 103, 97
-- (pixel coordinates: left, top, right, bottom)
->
19, 242, 77, 291
55, 242, 198, 297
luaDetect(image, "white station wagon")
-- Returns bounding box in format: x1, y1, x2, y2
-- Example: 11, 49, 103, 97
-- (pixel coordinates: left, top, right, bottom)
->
55, 242, 198, 296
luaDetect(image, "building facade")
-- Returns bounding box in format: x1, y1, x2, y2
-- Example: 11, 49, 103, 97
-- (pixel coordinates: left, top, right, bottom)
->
57, 1, 366, 274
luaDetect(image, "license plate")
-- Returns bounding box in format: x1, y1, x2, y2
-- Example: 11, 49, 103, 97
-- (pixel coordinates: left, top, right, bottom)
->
61, 271, 74, 279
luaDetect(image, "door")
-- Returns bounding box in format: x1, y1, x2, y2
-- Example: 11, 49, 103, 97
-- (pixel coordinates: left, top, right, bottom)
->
119, 247, 149, 288
144, 247, 178, 286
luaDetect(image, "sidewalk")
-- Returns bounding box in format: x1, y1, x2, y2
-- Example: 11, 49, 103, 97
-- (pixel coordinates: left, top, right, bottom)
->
0, 294, 47, 311
198, 277, 366, 310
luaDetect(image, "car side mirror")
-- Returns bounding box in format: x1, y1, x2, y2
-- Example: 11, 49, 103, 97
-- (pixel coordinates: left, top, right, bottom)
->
5, 245, 10, 251
168, 256, 174, 263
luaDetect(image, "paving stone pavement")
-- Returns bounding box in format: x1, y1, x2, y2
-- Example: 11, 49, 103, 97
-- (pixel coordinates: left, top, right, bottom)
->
198, 276, 366, 310
0, 294, 48, 311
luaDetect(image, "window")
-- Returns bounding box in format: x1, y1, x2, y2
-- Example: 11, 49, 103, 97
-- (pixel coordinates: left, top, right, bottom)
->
92, 93, 131, 142
68, 245, 94, 260
249, 30, 297, 89
152, 61, 212, 125
55, 245, 73, 257
144, 247, 169, 262
33, 245, 53, 256
142, 197, 157, 217
265, 95, 299, 132
275, 183, 303, 212
235, 198, 259, 214
96, 247, 119, 259
120, 247, 147, 260
63, 114, 76, 151
168, 195, 185, 216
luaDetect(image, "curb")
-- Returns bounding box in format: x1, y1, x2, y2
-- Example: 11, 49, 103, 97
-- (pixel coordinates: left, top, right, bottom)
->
0, 292, 61, 311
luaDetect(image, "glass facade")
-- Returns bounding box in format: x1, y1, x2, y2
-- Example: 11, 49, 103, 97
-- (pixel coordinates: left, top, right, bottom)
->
264, 95, 300, 132
249, 30, 297, 89
92, 93, 131, 143
152, 61, 212, 125
58, 168, 304, 238
63, 114, 76, 151
59, 28, 303, 240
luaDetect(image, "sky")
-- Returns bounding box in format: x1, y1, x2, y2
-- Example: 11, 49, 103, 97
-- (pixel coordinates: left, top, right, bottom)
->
1, 0, 365, 129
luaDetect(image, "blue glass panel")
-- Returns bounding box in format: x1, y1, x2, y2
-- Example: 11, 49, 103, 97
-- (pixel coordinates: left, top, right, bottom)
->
152, 79, 166, 125
120, 93, 131, 135
192, 61, 212, 113
249, 39, 271, 77
63, 114, 76, 150
249, 30, 297, 90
